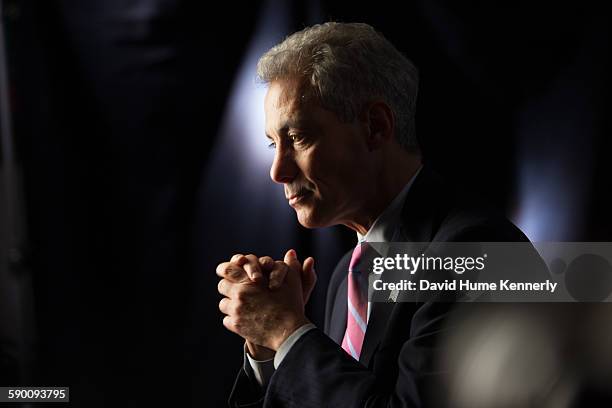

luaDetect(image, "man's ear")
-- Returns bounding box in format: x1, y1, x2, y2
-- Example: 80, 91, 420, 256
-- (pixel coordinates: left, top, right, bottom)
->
360, 100, 395, 151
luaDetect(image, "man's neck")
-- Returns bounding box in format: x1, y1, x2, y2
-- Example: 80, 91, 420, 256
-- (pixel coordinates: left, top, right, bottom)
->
345, 153, 422, 236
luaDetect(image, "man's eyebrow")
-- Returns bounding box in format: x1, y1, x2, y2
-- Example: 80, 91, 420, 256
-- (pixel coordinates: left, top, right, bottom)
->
265, 121, 298, 140
265, 116, 312, 140
279, 118, 309, 132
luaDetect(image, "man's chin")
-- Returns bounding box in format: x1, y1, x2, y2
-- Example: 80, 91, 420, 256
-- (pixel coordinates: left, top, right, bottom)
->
295, 208, 330, 229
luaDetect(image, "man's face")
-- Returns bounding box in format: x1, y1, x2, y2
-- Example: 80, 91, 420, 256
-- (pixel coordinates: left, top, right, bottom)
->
264, 79, 373, 228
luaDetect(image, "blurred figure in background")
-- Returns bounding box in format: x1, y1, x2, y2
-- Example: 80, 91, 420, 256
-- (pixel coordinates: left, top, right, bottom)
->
441, 304, 612, 407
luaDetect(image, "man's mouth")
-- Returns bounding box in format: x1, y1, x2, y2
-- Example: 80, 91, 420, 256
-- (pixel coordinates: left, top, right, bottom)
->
287, 190, 312, 206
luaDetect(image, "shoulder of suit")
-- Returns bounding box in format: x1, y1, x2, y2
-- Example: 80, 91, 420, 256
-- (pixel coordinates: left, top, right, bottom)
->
403, 167, 528, 243
435, 202, 528, 242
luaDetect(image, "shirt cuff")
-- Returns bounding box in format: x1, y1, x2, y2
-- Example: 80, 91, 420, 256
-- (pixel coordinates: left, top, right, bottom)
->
244, 343, 275, 387
273, 323, 316, 369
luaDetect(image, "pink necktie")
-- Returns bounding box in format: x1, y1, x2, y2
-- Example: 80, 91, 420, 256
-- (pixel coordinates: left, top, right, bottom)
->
341, 243, 368, 360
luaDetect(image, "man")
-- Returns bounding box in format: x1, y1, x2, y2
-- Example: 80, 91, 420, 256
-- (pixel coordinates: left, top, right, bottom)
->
217, 22, 529, 407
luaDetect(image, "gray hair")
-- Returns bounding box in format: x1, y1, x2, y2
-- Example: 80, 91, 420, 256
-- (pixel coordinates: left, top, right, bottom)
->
257, 22, 419, 151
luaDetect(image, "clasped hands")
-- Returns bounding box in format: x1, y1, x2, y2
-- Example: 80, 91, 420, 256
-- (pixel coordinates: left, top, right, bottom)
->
217, 250, 317, 359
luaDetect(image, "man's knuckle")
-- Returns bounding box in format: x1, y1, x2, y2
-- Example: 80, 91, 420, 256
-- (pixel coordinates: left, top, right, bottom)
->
216, 262, 228, 276
234, 302, 244, 315
231, 254, 245, 263
225, 319, 237, 332
235, 290, 247, 302
227, 265, 241, 278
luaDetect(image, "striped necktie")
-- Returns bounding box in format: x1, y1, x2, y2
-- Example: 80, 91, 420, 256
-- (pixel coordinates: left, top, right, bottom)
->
341, 242, 368, 360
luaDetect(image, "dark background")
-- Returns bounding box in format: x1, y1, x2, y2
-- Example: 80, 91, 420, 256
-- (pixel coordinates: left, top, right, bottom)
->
1, 0, 610, 406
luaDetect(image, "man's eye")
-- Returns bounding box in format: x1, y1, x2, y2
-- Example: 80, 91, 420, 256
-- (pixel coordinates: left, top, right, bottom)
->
289, 134, 303, 144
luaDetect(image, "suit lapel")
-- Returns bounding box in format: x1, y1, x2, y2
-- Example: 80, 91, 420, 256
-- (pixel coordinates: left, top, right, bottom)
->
359, 301, 394, 366
329, 275, 348, 344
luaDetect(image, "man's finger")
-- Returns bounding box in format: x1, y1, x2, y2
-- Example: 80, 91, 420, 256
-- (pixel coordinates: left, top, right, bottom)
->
284, 249, 302, 274
259, 256, 275, 272
243, 254, 263, 282
216, 262, 230, 278
217, 279, 234, 298
231, 254, 247, 264
216, 262, 249, 282
301, 257, 317, 303
218, 297, 231, 315
268, 261, 289, 290
222, 315, 238, 335
302, 257, 316, 283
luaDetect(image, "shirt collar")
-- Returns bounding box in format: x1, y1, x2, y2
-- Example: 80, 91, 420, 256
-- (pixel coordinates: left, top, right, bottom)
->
357, 166, 423, 244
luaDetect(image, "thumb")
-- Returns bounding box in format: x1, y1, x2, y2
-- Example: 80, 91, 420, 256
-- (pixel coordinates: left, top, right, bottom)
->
284, 249, 302, 274
302, 257, 317, 303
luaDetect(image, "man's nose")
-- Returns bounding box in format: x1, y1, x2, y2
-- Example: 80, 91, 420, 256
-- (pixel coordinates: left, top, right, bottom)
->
270, 146, 298, 184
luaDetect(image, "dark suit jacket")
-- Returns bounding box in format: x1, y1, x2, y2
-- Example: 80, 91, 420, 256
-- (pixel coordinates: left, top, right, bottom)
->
229, 166, 531, 407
